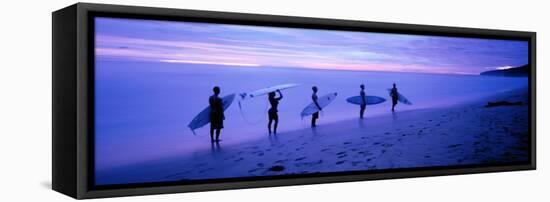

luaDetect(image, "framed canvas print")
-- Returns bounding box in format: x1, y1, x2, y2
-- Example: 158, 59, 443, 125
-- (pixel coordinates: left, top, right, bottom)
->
52, 3, 536, 199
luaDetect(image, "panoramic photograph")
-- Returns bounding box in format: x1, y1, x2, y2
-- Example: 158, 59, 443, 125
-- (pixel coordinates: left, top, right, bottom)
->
93, 17, 530, 185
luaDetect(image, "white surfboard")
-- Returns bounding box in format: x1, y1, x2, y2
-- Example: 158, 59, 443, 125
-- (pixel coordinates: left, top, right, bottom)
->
387, 89, 412, 105
188, 94, 236, 134
346, 95, 386, 105
239, 83, 300, 100
301, 92, 338, 118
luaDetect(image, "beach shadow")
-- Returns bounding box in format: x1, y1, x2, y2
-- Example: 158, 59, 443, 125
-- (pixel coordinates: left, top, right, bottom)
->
358, 118, 366, 129
391, 111, 398, 121
311, 126, 319, 136
210, 141, 222, 155
268, 134, 280, 146
40, 181, 51, 189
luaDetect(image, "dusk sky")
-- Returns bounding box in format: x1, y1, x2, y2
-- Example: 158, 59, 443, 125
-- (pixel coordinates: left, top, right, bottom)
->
95, 17, 528, 75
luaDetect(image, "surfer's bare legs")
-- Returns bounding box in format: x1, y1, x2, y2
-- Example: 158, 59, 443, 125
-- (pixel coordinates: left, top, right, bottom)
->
268, 114, 279, 134
311, 112, 319, 127
209, 127, 215, 142
215, 129, 221, 142
273, 116, 278, 134
268, 119, 273, 134
209, 125, 222, 142
360, 104, 366, 119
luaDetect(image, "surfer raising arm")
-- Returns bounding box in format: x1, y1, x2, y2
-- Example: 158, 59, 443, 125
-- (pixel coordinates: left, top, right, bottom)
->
209, 86, 224, 142
311, 86, 321, 128
268, 90, 283, 134
360, 84, 366, 119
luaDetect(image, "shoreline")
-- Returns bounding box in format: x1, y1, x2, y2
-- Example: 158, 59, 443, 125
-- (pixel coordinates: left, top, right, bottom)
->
96, 87, 529, 185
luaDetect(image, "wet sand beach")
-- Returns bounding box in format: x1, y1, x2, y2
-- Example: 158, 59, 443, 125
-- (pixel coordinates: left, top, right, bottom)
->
96, 88, 529, 185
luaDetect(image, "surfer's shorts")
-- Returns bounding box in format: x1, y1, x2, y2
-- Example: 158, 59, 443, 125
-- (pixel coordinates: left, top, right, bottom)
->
312, 112, 319, 119
268, 109, 278, 120
210, 114, 224, 129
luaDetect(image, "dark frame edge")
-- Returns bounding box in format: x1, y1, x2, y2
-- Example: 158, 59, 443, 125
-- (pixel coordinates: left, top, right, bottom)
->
52, 2, 537, 199
52, 3, 79, 199
82, 164, 534, 199
530, 32, 536, 170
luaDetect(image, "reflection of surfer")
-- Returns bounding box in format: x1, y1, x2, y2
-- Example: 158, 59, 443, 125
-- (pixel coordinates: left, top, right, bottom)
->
390, 83, 398, 112
268, 90, 283, 134
311, 86, 321, 127
209, 86, 224, 142
210, 141, 222, 154
359, 84, 366, 119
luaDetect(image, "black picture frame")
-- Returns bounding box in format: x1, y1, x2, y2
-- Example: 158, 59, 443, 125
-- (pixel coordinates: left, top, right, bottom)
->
52, 3, 536, 199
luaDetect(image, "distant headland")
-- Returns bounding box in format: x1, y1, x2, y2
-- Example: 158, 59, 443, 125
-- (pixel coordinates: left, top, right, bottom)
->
480, 65, 529, 77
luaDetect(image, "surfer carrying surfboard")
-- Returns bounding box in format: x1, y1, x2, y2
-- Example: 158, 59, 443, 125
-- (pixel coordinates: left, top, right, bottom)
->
359, 84, 367, 119
311, 86, 322, 127
390, 83, 398, 112
209, 86, 224, 142
268, 90, 283, 134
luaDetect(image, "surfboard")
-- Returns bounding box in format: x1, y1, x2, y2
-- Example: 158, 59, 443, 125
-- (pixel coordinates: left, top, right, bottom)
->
239, 83, 300, 99
346, 95, 386, 105
301, 92, 338, 118
188, 94, 236, 134
387, 89, 412, 105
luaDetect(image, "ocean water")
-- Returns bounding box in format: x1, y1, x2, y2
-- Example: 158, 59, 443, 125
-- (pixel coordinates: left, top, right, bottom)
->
94, 60, 528, 171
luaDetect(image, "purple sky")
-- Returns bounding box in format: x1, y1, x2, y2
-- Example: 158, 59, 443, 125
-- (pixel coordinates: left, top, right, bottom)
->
95, 17, 528, 75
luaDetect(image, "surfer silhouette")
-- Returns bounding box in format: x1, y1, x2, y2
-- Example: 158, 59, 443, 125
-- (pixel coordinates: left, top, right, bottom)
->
268, 90, 283, 134
390, 83, 398, 112
209, 86, 224, 142
359, 84, 366, 119
311, 86, 321, 127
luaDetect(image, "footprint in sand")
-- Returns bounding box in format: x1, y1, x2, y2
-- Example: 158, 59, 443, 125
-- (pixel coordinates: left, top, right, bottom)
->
343, 142, 352, 145
336, 160, 346, 165
321, 148, 330, 152
234, 157, 244, 162
295, 157, 307, 161
268, 165, 285, 172
275, 159, 288, 164
447, 144, 462, 148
